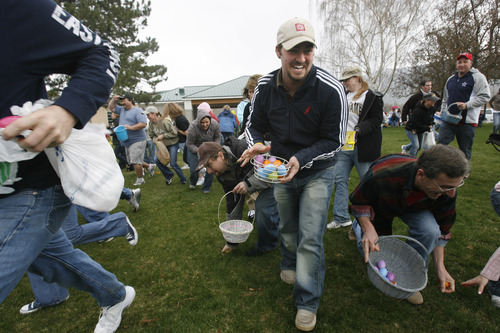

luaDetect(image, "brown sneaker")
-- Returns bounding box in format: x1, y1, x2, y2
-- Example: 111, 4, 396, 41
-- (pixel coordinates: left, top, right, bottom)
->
221, 245, 236, 254
280, 270, 296, 285
407, 291, 424, 305
348, 227, 357, 241
295, 309, 316, 331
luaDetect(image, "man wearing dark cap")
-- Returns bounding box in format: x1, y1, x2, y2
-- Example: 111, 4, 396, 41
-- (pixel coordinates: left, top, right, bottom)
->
196, 137, 280, 257
240, 17, 348, 331
108, 94, 156, 186
437, 52, 490, 160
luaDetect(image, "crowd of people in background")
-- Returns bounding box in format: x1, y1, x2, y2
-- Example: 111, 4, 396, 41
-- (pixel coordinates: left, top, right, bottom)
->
2, 2, 500, 332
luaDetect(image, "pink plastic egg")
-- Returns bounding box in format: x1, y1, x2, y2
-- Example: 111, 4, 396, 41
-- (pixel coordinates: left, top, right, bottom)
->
268, 156, 277, 163
377, 260, 386, 269
386, 272, 395, 282
255, 155, 265, 165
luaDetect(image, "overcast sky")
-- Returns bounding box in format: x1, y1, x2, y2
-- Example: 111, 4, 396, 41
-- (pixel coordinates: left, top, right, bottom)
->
140, 0, 314, 91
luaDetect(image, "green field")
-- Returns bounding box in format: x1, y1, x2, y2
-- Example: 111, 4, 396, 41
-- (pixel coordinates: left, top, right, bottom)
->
1, 125, 499, 332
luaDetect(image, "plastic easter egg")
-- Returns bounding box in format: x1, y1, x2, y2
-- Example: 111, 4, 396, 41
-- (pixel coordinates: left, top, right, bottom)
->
0, 116, 21, 128
272, 160, 282, 167
379, 267, 388, 277
377, 260, 386, 269
263, 160, 271, 165
257, 168, 267, 179
255, 155, 265, 165
386, 272, 395, 282
268, 171, 279, 180
277, 165, 287, 176
268, 156, 277, 163
263, 164, 276, 175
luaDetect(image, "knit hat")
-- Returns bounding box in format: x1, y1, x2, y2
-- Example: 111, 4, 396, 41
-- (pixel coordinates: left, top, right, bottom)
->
197, 102, 211, 112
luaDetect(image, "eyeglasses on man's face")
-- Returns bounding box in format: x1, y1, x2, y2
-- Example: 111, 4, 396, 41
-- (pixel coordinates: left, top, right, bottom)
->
429, 177, 465, 194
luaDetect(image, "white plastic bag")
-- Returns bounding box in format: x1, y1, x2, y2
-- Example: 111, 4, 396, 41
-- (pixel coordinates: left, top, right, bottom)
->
422, 130, 436, 149
45, 123, 124, 212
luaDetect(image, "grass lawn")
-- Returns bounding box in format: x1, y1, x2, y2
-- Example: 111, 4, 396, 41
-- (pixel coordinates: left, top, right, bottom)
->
1, 125, 499, 332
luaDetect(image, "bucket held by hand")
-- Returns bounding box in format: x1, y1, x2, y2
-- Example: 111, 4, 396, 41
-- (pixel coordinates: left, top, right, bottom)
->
114, 125, 128, 141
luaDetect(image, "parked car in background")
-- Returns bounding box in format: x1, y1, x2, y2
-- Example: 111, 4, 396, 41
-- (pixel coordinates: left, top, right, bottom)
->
484, 108, 493, 123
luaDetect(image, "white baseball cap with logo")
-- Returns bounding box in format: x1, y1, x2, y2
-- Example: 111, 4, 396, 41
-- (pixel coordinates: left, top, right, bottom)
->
277, 17, 316, 50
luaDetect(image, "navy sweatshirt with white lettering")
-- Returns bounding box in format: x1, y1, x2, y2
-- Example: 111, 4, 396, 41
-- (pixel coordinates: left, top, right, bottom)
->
0, 0, 120, 194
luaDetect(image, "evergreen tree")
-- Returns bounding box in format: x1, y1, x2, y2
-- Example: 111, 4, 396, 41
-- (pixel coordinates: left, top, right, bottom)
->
47, 0, 167, 103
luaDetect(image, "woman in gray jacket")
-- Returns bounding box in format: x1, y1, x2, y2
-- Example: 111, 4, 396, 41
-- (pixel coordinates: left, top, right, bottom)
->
186, 102, 221, 193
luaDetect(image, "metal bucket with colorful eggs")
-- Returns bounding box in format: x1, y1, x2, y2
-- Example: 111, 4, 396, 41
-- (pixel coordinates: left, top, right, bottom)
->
251, 154, 289, 183
367, 235, 428, 299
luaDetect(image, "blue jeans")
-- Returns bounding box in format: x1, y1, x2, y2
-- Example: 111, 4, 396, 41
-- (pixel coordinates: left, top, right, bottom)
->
143, 138, 156, 164
491, 187, 500, 217
405, 130, 423, 157
254, 187, 280, 251
437, 122, 476, 160
493, 112, 500, 134
352, 210, 443, 263
186, 148, 214, 191
121, 187, 132, 200
155, 143, 187, 183
332, 148, 371, 223
27, 272, 69, 307
273, 165, 335, 313
225, 187, 281, 251
26, 204, 130, 306
62, 205, 129, 245
0, 186, 125, 307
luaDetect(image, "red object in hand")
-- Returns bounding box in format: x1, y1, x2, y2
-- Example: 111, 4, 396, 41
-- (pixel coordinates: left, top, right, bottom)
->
0, 116, 21, 128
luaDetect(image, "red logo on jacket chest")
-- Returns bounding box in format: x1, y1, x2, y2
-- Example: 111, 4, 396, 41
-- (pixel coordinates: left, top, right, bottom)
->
304, 107, 311, 115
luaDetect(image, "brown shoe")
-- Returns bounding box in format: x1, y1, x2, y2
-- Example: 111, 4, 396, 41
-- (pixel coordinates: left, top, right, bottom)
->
280, 270, 296, 285
295, 309, 316, 331
221, 245, 236, 254
348, 227, 357, 241
407, 292, 424, 305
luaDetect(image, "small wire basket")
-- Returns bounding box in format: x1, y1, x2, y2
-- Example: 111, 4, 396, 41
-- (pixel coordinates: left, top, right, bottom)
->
217, 192, 253, 243
250, 154, 289, 184
440, 102, 462, 124
367, 235, 428, 299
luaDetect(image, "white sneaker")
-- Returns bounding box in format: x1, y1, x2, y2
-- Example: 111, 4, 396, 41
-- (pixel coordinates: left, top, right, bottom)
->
94, 286, 135, 333
327, 220, 352, 229
196, 177, 205, 186
147, 164, 156, 177
127, 189, 141, 212
200, 167, 207, 177
401, 144, 409, 154
20, 294, 69, 314
492, 295, 500, 308
247, 210, 255, 220
133, 178, 145, 186
181, 164, 189, 170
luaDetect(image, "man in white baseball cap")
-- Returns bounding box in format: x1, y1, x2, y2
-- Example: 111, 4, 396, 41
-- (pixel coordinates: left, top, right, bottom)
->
240, 17, 348, 331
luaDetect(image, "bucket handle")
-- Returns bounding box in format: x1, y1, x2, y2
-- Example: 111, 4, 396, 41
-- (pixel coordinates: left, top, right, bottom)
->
217, 191, 255, 225
445, 102, 462, 116
376, 235, 430, 268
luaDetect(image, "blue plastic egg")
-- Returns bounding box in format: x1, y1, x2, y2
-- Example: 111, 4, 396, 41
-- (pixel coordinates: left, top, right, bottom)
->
263, 164, 276, 175
379, 267, 388, 277
277, 165, 287, 176
257, 167, 267, 179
